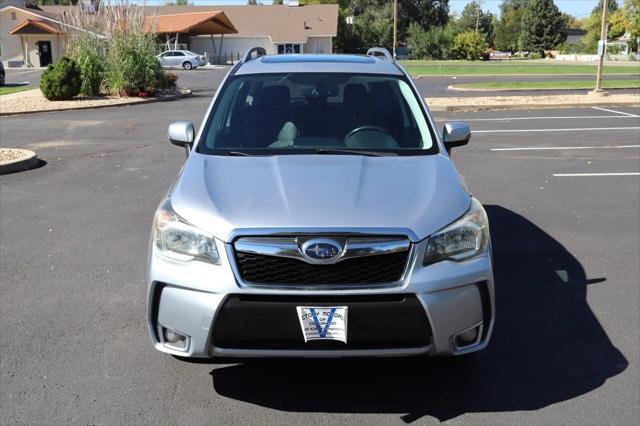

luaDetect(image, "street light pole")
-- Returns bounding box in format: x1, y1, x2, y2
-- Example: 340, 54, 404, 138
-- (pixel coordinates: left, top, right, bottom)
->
392, 0, 397, 59
591, 0, 609, 96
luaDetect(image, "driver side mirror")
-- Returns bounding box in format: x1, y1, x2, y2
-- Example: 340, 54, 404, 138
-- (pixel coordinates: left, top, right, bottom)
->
168, 121, 195, 156
443, 122, 471, 153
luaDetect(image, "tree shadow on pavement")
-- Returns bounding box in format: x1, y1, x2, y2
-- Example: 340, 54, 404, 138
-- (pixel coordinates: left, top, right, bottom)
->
209, 205, 628, 423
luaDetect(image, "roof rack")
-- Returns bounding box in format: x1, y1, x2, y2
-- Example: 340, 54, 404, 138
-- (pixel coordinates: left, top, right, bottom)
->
243, 47, 267, 63
366, 47, 394, 63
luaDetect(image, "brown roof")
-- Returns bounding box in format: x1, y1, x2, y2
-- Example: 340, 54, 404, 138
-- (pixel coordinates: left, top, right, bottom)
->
9, 18, 61, 35
147, 5, 338, 43
143, 10, 237, 35
2, 0, 63, 22
40, 4, 338, 44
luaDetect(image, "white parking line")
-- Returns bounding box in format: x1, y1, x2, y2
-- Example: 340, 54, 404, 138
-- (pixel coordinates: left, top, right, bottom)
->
491, 145, 640, 151
441, 115, 637, 122
553, 172, 640, 177
474, 127, 640, 133
591, 106, 640, 118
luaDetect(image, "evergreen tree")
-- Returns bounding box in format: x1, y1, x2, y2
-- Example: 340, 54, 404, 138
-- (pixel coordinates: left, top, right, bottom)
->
518, 0, 566, 54
397, 0, 450, 35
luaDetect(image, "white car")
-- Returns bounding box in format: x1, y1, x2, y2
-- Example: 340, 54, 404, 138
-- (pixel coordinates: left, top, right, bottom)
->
157, 50, 206, 70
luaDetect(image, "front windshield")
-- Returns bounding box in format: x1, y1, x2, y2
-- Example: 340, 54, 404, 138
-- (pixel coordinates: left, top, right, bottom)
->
198, 73, 437, 155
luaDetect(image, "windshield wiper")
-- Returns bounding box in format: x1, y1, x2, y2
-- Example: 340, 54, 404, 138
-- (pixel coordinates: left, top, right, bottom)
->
315, 148, 397, 157
227, 151, 253, 156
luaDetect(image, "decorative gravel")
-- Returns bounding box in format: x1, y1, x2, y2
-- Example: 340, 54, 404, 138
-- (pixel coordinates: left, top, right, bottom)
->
0, 148, 35, 165
427, 93, 640, 108
0, 89, 154, 115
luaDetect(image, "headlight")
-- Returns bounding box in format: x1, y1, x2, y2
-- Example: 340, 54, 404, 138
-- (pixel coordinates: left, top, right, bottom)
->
153, 199, 220, 264
423, 198, 489, 265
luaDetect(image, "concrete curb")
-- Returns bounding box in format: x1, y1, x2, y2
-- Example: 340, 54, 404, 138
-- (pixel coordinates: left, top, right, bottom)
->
428, 101, 640, 112
0, 89, 192, 117
0, 149, 39, 175
447, 84, 640, 92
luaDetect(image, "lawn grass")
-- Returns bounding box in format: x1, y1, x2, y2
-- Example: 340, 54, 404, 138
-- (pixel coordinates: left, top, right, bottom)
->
0, 86, 34, 96
401, 60, 640, 76
453, 79, 640, 90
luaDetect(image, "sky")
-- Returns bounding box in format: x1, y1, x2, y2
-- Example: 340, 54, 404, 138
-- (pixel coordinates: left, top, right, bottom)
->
143, 0, 601, 18
450, 0, 599, 18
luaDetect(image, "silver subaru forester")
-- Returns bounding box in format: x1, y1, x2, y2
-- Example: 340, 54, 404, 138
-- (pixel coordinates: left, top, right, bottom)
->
147, 47, 494, 358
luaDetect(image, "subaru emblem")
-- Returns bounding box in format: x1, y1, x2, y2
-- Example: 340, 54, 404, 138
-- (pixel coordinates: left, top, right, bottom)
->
301, 239, 343, 262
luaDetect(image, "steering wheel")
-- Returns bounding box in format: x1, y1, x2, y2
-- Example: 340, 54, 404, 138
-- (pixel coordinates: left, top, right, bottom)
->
344, 125, 392, 140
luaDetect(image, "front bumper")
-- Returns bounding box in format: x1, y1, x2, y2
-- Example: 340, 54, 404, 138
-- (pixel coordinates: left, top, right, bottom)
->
147, 240, 494, 358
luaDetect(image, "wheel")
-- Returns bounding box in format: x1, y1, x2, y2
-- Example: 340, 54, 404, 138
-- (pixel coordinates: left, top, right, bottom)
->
182, 61, 193, 70
0, 74, 5, 87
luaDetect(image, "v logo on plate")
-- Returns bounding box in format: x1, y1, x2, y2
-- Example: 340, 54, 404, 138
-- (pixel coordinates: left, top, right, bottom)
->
309, 308, 336, 338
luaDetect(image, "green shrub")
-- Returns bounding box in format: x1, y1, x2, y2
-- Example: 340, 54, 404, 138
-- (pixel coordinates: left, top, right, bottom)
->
105, 31, 162, 96
67, 33, 105, 96
450, 31, 489, 60
557, 42, 595, 54
40, 57, 81, 100
407, 23, 456, 60
156, 72, 178, 90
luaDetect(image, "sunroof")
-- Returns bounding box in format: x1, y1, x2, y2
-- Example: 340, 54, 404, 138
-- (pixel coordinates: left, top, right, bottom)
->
261, 55, 376, 64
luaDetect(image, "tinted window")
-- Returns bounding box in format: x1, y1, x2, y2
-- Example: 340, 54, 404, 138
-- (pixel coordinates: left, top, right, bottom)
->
198, 73, 437, 155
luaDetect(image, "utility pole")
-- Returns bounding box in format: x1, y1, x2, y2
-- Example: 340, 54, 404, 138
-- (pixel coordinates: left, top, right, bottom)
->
393, 0, 397, 59
475, 0, 482, 33
590, 0, 609, 96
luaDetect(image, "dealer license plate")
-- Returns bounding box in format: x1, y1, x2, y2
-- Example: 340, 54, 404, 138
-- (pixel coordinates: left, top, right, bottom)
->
296, 306, 348, 343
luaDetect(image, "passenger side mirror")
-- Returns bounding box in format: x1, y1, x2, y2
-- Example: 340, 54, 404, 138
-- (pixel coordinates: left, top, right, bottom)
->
168, 121, 195, 156
443, 122, 471, 153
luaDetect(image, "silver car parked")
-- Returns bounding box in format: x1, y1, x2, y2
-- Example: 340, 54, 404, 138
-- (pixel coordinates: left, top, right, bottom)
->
147, 47, 494, 358
157, 50, 206, 70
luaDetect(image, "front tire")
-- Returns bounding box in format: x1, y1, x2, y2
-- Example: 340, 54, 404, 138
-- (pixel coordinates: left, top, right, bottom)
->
182, 61, 193, 70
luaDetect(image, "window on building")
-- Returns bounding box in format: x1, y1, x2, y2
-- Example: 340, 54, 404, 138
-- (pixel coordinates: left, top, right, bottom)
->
277, 44, 301, 54
11, 12, 17, 20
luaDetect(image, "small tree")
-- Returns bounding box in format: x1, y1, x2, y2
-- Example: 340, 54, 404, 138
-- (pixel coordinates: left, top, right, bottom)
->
519, 0, 567, 55
407, 23, 456, 60
455, 1, 495, 46
451, 31, 488, 60
40, 57, 81, 100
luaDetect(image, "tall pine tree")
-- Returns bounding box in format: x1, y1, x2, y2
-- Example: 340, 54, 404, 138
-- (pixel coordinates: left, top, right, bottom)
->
518, 0, 566, 54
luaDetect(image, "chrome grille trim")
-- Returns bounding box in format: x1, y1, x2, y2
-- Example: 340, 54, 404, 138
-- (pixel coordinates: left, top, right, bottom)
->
227, 234, 415, 290
234, 236, 410, 265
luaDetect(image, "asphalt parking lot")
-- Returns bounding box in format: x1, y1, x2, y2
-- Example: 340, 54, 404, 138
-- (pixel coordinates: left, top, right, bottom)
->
1, 86, 639, 424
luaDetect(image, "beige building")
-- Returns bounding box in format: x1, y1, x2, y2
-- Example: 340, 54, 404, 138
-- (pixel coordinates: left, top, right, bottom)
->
149, 5, 339, 62
0, 0, 338, 68
1, 0, 66, 68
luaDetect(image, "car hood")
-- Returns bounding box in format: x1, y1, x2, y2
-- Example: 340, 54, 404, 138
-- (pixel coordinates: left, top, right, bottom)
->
170, 153, 471, 242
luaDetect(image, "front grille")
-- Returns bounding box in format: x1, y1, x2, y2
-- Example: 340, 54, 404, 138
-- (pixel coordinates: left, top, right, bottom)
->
234, 250, 410, 285
212, 294, 431, 349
